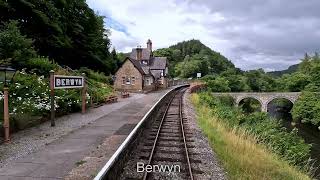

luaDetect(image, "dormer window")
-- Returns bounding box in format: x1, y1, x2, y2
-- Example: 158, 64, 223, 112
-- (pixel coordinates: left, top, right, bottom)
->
141, 60, 148, 65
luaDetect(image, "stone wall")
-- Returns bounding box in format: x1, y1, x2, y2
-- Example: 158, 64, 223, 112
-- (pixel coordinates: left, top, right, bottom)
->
114, 60, 143, 92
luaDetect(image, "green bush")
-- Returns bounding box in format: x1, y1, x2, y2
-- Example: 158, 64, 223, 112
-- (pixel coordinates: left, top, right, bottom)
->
79, 67, 112, 84
25, 57, 59, 76
292, 91, 320, 128
198, 92, 312, 168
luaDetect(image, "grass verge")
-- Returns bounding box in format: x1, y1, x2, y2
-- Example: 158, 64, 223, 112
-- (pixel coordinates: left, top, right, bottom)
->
191, 94, 311, 180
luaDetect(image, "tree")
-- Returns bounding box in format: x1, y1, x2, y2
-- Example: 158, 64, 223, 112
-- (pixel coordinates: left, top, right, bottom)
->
0, 20, 35, 67
279, 72, 311, 92
292, 92, 320, 127
0, 0, 115, 74
207, 77, 231, 92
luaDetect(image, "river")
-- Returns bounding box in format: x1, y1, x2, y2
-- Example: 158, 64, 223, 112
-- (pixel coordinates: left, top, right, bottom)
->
268, 103, 320, 179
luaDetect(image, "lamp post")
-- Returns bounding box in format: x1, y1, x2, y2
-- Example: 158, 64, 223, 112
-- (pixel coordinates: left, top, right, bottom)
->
0, 66, 16, 143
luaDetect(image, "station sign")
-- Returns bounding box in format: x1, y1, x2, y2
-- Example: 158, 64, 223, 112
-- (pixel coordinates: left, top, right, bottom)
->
197, 73, 201, 78
54, 75, 84, 89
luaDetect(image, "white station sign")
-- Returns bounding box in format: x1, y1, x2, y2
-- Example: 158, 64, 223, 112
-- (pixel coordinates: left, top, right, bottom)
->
54, 75, 84, 89
197, 73, 201, 78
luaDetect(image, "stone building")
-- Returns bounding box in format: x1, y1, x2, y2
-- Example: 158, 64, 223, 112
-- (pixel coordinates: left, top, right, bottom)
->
114, 39, 169, 92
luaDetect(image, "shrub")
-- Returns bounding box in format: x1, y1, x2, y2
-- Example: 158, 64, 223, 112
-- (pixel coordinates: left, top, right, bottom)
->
25, 57, 59, 76
292, 91, 320, 128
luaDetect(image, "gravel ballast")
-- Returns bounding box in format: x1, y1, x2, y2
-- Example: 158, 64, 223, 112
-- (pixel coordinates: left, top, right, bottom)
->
183, 91, 227, 180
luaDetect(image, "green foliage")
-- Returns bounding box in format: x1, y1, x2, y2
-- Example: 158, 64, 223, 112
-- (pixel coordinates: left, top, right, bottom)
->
206, 77, 231, 92
198, 92, 311, 167
278, 72, 311, 92
154, 39, 235, 77
0, 66, 113, 131
0, 20, 36, 67
240, 98, 262, 113
244, 69, 277, 92
0, 0, 116, 74
292, 92, 320, 127
25, 57, 59, 76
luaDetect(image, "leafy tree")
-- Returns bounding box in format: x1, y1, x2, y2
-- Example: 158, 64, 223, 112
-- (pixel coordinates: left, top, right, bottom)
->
245, 69, 275, 92
292, 92, 320, 127
154, 39, 235, 77
0, 0, 115, 74
0, 20, 35, 67
278, 72, 311, 92
206, 77, 231, 92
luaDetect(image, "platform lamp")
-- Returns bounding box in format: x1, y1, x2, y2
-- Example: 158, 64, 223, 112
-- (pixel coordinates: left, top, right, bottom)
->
0, 66, 16, 143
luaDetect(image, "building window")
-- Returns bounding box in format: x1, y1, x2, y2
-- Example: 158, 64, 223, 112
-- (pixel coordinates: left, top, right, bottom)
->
126, 77, 131, 85
122, 77, 125, 85
131, 77, 135, 85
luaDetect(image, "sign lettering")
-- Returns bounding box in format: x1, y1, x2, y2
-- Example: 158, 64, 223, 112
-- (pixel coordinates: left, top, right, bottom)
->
54, 75, 84, 89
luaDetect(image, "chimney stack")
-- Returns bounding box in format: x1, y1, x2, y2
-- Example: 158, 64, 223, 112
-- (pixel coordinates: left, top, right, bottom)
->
136, 45, 142, 60
147, 39, 152, 51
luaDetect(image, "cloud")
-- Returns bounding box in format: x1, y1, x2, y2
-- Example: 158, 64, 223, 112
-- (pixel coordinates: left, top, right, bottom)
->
87, 0, 320, 71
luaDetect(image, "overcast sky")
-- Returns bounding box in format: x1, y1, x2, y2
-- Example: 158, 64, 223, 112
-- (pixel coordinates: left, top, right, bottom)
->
87, 0, 320, 71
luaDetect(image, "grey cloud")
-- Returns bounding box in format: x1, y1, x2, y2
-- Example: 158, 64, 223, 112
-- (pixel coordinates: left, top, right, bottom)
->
186, 0, 320, 70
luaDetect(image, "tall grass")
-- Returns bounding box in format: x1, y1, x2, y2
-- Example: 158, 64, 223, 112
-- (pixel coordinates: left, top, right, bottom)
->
191, 94, 311, 180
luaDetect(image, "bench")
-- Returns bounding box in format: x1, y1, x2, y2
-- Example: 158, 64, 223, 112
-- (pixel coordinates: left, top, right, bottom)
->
121, 91, 130, 98
105, 95, 118, 104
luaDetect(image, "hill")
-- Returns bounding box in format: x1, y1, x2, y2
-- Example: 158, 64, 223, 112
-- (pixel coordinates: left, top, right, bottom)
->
153, 39, 236, 78
268, 64, 299, 77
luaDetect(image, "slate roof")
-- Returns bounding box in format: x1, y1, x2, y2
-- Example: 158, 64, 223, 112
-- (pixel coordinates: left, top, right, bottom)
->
149, 57, 167, 70
130, 48, 152, 60
127, 57, 146, 75
124, 47, 168, 79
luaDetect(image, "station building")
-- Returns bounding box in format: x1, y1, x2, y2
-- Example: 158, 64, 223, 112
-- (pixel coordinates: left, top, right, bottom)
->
114, 39, 169, 92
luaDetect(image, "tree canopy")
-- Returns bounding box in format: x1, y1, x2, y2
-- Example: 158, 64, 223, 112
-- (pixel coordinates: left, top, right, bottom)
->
154, 39, 235, 77
0, 0, 116, 74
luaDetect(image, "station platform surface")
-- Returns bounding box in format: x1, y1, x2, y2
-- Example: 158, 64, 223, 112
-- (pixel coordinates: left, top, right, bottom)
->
0, 88, 172, 180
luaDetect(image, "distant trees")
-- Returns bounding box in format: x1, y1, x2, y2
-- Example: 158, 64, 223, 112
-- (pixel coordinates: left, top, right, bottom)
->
0, 0, 117, 74
154, 39, 235, 77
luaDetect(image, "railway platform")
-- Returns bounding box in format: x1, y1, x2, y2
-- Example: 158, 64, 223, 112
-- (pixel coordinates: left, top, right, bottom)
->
0, 88, 172, 180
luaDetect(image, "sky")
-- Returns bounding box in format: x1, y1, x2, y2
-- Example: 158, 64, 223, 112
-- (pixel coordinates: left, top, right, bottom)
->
86, 0, 320, 71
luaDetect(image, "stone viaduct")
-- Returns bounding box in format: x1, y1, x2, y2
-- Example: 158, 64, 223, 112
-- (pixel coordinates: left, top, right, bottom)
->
211, 92, 301, 112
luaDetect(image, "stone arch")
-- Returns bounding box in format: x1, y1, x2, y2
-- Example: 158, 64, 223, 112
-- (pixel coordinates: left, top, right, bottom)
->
265, 96, 295, 112
236, 96, 263, 109
265, 96, 295, 107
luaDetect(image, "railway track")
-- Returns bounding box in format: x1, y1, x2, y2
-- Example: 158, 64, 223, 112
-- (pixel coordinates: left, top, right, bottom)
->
94, 85, 205, 180
119, 87, 199, 180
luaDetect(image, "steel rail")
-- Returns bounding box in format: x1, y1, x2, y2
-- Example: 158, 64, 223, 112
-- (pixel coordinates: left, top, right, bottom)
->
94, 85, 188, 180
142, 90, 179, 180
179, 89, 194, 180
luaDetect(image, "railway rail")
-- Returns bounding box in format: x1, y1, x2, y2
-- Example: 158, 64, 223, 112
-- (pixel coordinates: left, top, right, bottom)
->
94, 85, 201, 180
140, 87, 193, 180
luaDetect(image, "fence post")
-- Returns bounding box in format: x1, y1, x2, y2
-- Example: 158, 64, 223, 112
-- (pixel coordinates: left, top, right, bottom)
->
81, 73, 87, 114
50, 70, 55, 127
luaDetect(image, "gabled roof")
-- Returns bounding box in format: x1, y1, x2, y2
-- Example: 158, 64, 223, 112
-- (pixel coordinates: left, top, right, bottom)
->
149, 57, 167, 70
130, 48, 152, 60
126, 57, 146, 75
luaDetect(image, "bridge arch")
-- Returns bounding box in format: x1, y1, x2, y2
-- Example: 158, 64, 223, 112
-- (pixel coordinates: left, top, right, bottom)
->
236, 96, 263, 108
236, 96, 263, 112
211, 92, 301, 112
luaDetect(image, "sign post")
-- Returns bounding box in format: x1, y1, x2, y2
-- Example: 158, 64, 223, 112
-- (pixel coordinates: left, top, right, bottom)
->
50, 70, 55, 127
49, 71, 85, 126
81, 73, 86, 114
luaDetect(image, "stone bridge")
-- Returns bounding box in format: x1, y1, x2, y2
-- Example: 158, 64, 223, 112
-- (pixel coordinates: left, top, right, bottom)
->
211, 92, 301, 112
